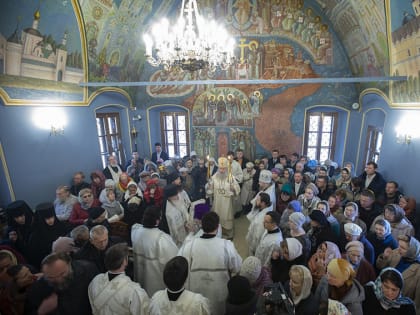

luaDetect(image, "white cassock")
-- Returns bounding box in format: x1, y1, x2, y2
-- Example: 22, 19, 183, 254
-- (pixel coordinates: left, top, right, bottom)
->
165, 199, 189, 247
149, 289, 211, 315
249, 183, 276, 213
246, 207, 271, 255
131, 224, 178, 296
88, 273, 149, 315
178, 236, 242, 315
206, 174, 240, 239
231, 160, 244, 214
255, 229, 284, 266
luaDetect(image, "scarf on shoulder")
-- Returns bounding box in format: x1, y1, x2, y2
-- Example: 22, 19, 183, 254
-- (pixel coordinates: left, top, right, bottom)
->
366, 267, 413, 310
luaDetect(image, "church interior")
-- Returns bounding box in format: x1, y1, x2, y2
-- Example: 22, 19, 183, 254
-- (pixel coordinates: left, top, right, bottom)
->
0, 0, 419, 209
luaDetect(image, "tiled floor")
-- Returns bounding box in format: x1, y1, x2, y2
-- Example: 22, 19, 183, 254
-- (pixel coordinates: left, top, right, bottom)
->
233, 215, 250, 259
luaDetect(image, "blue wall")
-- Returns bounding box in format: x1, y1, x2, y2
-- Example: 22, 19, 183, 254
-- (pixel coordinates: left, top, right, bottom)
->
0, 90, 133, 208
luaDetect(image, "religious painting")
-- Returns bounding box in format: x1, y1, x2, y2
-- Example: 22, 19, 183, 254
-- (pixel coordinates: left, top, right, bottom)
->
386, 0, 420, 106
0, 0, 86, 105
320, 0, 388, 79
192, 87, 253, 127
230, 128, 255, 161
192, 127, 216, 158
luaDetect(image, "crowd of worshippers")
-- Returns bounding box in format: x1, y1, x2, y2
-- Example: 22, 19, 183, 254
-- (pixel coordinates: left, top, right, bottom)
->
0, 144, 419, 315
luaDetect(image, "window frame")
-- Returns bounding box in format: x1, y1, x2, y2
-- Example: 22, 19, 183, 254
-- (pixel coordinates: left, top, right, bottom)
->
363, 125, 383, 166
303, 111, 338, 162
96, 112, 125, 168
159, 111, 190, 158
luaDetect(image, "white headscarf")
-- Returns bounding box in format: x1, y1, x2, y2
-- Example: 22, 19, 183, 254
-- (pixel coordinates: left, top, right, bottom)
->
286, 237, 303, 260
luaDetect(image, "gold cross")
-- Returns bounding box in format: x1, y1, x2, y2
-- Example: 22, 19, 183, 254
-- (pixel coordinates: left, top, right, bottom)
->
238, 38, 259, 63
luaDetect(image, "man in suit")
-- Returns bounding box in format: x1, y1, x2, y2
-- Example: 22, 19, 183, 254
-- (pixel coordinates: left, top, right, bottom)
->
151, 142, 169, 164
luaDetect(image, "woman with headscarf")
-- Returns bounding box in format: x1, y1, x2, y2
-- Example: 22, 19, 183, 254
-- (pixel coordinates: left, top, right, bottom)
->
344, 241, 376, 285
143, 178, 164, 208
100, 189, 124, 223
335, 167, 352, 190
122, 181, 144, 210
4, 200, 34, 257
271, 237, 304, 284
90, 170, 106, 199
308, 241, 341, 288
297, 183, 321, 217
377, 235, 420, 312
370, 204, 414, 240
26, 202, 68, 269
315, 258, 365, 315
116, 173, 133, 200
308, 210, 336, 255
363, 267, 415, 314
276, 183, 296, 216
338, 202, 367, 234
316, 200, 340, 238
367, 219, 398, 263
69, 188, 101, 226
286, 265, 317, 315
288, 212, 311, 263
399, 196, 417, 226
239, 256, 272, 296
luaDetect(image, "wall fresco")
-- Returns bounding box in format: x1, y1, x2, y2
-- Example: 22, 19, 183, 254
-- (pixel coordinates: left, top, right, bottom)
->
0, 0, 85, 104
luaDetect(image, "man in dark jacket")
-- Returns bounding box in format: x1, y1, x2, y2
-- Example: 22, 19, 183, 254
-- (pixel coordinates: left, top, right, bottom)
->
25, 252, 99, 315
358, 161, 386, 202
73, 225, 120, 273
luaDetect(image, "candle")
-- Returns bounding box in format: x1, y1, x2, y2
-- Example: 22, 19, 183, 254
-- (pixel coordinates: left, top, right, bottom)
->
207, 155, 210, 179
228, 156, 233, 183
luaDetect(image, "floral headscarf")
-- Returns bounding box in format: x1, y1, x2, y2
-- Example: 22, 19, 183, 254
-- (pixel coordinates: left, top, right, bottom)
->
366, 267, 413, 310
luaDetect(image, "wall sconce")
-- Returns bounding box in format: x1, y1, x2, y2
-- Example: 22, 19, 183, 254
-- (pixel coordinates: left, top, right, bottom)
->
396, 133, 411, 144
51, 125, 65, 136
395, 113, 420, 145
33, 108, 67, 136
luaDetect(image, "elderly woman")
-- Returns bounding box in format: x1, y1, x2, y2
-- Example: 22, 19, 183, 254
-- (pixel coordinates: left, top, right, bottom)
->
363, 268, 415, 314
308, 241, 341, 287
116, 172, 133, 199
367, 219, 398, 262
239, 256, 272, 296
271, 238, 304, 284
286, 265, 317, 315
377, 235, 420, 312
69, 188, 101, 225
342, 222, 375, 266
315, 258, 365, 315
100, 189, 124, 223
122, 181, 144, 209
370, 204, 414, 240
297, 183, 321, 217
344, 241, 376, 285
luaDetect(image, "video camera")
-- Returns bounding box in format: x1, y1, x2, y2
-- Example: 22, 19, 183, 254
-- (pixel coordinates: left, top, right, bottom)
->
257, 282, 295, 315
